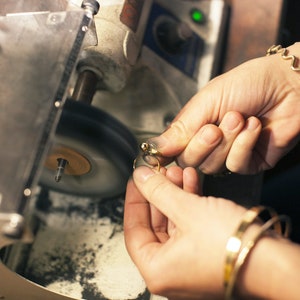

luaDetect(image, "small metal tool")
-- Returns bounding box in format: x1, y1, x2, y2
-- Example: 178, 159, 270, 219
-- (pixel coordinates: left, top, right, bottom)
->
55, 158, 69, 182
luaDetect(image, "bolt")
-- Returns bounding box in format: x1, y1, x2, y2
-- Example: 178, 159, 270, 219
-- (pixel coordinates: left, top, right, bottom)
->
2, 214, 24, 239
81, 0, 100, 16
23, 188, 31, 197
55, 158, 68, 182
54, 101, 61, 108
48, 13, 63, 25
82, 25, 89, 32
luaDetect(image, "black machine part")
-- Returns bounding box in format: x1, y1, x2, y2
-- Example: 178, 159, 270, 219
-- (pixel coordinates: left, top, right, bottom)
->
39, 99, 138, 198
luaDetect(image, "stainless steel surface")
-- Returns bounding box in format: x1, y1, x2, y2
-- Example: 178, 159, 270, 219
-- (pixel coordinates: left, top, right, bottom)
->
0, 5, 91, 234
0, 261, 77, 300
0, 1, 102, 299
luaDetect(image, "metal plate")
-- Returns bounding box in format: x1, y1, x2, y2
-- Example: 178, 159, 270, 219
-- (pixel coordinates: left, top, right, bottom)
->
0, 10, 87, 217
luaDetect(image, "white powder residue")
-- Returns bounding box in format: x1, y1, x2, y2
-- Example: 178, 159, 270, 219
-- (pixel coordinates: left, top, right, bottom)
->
20, 191, 148, 300
90, 231, 146, 299
46, 280, 84, 299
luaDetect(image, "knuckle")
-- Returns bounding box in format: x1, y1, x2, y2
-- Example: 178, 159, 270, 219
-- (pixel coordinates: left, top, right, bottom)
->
147, 179, 170, 202
147, 277, 169, 296
199, 163, 225, 175
169, 119, 191, 143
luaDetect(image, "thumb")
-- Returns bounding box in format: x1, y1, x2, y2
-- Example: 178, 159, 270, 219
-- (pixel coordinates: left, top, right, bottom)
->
148, 90, 220, 159
133, 166, 195, 226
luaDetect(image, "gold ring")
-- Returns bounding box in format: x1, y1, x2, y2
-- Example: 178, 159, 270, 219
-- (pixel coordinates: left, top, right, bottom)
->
133, 142, 162, 171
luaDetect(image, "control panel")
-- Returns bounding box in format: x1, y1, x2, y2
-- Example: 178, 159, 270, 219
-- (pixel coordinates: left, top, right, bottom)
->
141, 0, 228, 105
144, 2, 205, 79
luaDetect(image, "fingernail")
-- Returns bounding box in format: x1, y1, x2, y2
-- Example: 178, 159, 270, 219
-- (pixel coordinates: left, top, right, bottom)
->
134, 166, 156, 183
199, 126, 222, 145
222, 112, 242, 131
245, 117, 261, 130
148, 136, 166, 151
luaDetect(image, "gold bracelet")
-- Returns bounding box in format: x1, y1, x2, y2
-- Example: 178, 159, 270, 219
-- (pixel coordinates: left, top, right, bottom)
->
224, 206, 282, 289
266, 44, 300, 71
224, 214, 291, 300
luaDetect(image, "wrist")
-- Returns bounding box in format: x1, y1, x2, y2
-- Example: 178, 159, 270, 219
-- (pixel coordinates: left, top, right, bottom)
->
265, 43, 300, 137
235, 235, 300, 299
286, 43, 300, 136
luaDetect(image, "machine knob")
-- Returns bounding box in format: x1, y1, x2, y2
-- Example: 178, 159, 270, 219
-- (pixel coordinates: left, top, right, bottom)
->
81, 0, 100, 16
156, 19, 193, 54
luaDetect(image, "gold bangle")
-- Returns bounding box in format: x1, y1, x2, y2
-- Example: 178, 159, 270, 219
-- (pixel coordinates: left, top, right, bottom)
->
224, 206, 281, 289
224, 214, 291, 300
266, 44, 300, 71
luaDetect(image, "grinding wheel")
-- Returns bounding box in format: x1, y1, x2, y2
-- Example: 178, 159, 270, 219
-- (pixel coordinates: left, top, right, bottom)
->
39, 99, 138, 197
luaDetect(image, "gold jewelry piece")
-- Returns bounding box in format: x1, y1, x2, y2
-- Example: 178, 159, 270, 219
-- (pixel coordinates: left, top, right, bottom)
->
266, 45, 300, 71
133, 142, 162, 171
224, 214, 291, 300
224, 206, 281, 289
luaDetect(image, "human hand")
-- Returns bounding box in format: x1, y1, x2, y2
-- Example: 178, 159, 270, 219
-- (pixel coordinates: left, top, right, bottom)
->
124, 165, 247, 299
148, 43, 300, 174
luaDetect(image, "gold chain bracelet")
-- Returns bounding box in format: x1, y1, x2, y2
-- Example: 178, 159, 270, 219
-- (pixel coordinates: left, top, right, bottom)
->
266, 44, 300, 71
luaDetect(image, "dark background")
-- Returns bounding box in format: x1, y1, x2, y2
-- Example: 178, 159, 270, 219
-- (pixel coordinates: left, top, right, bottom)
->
261, 0, 300, 243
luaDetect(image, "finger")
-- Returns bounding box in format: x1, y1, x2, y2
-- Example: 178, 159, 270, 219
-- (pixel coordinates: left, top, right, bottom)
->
166, 165, 184, 188
165, 166, 200, 195
148, 90, 219, 159
226, 116, 262, 174
165, 166, 200, 235
165, 166, 184, 235
196, 111, 245, 174
147, 168, 170, 241
132, 166, 197, 227
175, 124, 223, 167
124, 179, 159, 253
256, 117, 300, 171
183, 167, 201, 194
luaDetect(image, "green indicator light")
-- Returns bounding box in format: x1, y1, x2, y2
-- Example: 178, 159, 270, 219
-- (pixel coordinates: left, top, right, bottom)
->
190, 8, 205, 24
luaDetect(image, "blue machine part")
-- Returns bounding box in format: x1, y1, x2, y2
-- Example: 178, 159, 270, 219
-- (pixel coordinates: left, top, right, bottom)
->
143, 3, 204, 79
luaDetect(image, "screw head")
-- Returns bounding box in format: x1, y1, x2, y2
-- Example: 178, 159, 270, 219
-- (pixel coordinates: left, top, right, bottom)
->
81, 0, 100, 16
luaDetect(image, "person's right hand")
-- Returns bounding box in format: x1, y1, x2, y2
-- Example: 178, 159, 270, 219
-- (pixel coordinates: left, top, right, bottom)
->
149, 43, 300, 174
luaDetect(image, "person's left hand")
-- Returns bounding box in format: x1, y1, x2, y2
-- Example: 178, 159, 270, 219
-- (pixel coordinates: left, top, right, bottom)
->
124, 165, 247, 300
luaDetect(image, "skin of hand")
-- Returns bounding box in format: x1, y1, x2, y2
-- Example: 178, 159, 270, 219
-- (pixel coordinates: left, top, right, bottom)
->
124, 166, 300, 300
149, 43, 300, 174
124, 165, 248, 299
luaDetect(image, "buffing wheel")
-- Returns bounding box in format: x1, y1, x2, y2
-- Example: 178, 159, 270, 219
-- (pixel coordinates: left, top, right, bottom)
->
39, 99, 138, 197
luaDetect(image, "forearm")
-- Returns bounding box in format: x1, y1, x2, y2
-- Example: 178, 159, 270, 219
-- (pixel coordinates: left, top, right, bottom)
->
236, 235, 300, 299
